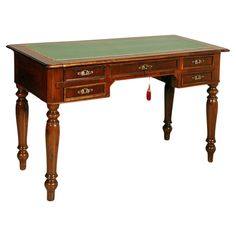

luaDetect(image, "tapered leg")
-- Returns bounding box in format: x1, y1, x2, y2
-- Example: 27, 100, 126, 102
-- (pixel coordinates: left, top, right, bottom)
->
206, 85, 218, 162
45, 104, 60, 201
16, 85, 29, 170
163, 78, 175, 140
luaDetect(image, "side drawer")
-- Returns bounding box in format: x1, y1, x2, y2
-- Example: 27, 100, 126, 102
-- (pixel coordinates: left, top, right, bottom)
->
183, 55, 213, 68
64, 83, 108, 102
181, 71, 212, 87
64, 65, 105, 81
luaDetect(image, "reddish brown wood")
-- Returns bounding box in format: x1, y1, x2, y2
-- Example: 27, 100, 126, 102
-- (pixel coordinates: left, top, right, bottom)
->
110, 59, 177, 80
181, 71, 213, 87
7, 36, 229, 201
163, 77, 175, 140
183, 55, 213, 68
14, 53, 64, 104
64, 82, 107, 102
14, 52, 47, 101
45, 104, 60, 201
46, 68, 64, 103
16, 85, 29, 170
206, 85, 218, 162
64, 65, 105, 80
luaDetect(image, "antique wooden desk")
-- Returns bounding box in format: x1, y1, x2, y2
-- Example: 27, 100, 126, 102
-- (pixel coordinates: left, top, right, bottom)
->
7, 35, 229, 201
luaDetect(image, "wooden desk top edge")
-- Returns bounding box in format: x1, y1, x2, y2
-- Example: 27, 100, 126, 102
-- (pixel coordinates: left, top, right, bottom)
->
7, 35, 229, 68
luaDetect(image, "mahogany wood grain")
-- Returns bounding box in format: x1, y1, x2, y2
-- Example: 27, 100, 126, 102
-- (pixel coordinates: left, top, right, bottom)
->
16, 85, 29, 170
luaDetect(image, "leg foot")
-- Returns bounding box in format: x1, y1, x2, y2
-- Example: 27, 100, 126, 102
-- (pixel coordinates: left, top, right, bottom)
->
163, 122, 172, 140
163, 77, 175, 140
206, 141, 216, 163
45, 104, 60, 201
45, 174, 58, 201
206, 85, 218, 162
16, 85, 29, 170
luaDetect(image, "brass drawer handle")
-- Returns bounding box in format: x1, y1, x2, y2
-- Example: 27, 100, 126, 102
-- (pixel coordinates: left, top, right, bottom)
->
138, 64, 153, 71
192, 59, 205, 65
192, 74, 205, 81
77, 88, 94, 95
77, 70, 94, 76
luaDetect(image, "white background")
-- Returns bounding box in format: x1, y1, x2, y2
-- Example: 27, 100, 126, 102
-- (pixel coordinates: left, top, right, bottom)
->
0, 0, 235, 235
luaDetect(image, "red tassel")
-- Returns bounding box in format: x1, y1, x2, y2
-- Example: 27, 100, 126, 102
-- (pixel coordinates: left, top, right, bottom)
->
146, 84, 151, 101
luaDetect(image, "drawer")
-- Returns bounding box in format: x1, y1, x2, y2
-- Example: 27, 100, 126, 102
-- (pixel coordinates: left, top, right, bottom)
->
111, 59, 177, 79
111, 61, 145, 79
183, 55, 213, 68
182, 71, 212, 87
64, 65, 105, 81
143, 59, 177, 76
64, 83, 107, 102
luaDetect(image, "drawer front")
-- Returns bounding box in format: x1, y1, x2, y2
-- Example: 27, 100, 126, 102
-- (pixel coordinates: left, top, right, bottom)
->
143, 59, 177, 76
182, 71, 212, 87
64, 83, 107, 102
183, 55, 213, 68
111, 61, 145, 79
64, 65, 105, 81
111, 59, 177, 79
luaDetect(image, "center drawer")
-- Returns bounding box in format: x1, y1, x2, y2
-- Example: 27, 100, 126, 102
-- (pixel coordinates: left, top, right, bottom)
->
111, 59, 177, 79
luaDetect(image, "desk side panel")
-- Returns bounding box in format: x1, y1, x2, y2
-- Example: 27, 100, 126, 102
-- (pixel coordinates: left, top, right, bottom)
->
14, 53, 64, 103
212, 52, 221, 85
14, 52, 47, 102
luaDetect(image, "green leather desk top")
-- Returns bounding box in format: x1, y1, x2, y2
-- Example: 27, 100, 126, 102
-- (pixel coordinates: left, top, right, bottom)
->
26, 35, 226, 60
8, 35, 228, 67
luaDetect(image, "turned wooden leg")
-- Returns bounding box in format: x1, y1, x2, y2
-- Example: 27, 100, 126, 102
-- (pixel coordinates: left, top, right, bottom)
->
206, 85, 218, 162
45, 104, 60, 201
163, 78, 175, 140
16, 85, 29, 170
